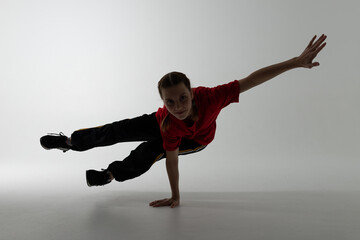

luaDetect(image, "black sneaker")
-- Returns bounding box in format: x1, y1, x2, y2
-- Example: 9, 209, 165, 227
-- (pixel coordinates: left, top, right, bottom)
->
86, 169, 112, 187
40, 132, 70, 153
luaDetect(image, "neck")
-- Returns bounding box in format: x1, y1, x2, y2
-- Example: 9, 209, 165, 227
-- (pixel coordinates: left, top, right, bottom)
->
183, 115, 194, 127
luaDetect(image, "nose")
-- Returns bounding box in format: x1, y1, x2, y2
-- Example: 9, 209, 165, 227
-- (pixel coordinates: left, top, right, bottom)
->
174, 101, 181, 111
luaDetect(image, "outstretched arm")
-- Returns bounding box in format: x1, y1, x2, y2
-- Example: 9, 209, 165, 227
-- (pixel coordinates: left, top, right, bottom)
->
238, 34, 327, 94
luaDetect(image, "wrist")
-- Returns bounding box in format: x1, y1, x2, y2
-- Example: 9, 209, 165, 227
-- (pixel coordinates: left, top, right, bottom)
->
289, 57, 301, 68
172, 193, 180, 200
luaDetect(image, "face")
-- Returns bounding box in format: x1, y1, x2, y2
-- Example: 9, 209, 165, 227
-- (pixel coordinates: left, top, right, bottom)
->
161, 83, 193, 120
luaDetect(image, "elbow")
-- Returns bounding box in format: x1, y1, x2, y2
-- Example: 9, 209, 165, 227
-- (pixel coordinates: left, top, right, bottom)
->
238, 77, 254, 94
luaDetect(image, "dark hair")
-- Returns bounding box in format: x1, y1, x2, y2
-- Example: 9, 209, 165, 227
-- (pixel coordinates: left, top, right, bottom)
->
158, 72, 198, 132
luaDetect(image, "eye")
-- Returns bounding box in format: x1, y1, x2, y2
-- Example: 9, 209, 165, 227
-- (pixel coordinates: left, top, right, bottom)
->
166, 99, 174, 105
180, 95, 188, 102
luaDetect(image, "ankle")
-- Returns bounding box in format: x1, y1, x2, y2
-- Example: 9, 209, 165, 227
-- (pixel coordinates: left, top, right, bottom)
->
66, 138, 73, 147
107, 171, 114, 181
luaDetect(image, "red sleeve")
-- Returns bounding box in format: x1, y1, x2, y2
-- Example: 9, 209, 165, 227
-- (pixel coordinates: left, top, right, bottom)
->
162, 131, 181, 151
204, 80, 240, 109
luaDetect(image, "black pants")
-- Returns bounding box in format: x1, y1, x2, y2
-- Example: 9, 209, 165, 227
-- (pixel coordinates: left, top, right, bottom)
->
70, 112, 206, 182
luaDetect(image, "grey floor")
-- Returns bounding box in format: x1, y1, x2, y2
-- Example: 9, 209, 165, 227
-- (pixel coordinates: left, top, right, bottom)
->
1, 191, 360, 240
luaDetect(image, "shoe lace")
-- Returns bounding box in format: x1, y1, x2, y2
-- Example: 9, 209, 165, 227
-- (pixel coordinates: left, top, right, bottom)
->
47, 132, 66, 136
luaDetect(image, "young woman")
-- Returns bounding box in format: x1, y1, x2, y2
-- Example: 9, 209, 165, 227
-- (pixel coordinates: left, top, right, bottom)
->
40, 34, 327, 208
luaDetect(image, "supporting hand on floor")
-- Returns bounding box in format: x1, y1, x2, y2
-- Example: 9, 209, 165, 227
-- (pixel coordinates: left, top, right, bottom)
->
149, 197, 180, 208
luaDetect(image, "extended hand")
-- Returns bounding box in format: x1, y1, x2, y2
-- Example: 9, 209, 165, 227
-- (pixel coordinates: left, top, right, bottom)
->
149, 197, 180, 208
297, 34, 327, 68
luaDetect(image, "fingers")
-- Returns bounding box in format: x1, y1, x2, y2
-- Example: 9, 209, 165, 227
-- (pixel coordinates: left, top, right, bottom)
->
310, 34, 327, 51
307, 35, 317, 48
149, 198, 179, 208
170, 201, 179, 208
306, 62, 320, 69
313, 62, 320, 67
149, 198, 167, 207
310, 36, 327, 63
149, 198, 170, 207
314, 42, 326, 55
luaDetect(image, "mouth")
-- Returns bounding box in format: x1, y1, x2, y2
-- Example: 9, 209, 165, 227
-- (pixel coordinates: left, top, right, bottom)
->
175, 110, 186, 116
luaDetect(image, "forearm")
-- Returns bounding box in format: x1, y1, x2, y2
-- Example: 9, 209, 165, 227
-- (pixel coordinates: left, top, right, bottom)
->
239, 57, 300, 93
165, 149, 180, 199
166, 158, 180, 199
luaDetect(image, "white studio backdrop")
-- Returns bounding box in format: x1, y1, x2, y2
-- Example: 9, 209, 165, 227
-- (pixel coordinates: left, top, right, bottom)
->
0, 0, 359, 194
